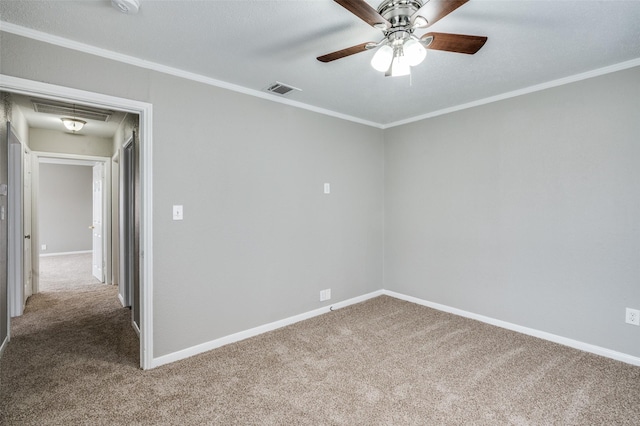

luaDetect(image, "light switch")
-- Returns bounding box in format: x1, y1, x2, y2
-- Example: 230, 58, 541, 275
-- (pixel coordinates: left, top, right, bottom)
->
324, 183, 331, 194
173, 205, 183, 220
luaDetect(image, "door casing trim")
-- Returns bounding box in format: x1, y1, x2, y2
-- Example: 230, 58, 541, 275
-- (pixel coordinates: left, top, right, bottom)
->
33, 152, 112, 289
0, 74, 154, 370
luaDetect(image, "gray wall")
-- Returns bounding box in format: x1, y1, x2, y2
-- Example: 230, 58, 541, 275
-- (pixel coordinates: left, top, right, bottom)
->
29, 128, 113, 157
0, 33, 385, 357
152, 73, 384, 355
38, 163, 93, 254
2, 31, 637, 361
385, 66, 640, 357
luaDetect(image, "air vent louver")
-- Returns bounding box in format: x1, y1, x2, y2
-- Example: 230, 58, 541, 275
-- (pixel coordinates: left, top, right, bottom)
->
32, 100, 113, 122
265, 82, 301, 96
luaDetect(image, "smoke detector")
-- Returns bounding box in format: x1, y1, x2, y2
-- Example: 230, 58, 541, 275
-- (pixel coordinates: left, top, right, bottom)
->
112, 0, 140, 14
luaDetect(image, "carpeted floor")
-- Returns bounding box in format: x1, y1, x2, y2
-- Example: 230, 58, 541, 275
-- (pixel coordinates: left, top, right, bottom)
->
39, 253, 103, 292
1, 257, 639, 424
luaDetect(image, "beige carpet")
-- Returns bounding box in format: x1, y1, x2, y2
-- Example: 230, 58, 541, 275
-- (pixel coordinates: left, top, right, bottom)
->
39, 253, 102, 292
1, 262, 639, 424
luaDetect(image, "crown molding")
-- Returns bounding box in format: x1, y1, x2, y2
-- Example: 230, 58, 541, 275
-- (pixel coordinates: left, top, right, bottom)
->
2, 22, 639, 131
383, 57, 640, 129
0, 22, 382, 129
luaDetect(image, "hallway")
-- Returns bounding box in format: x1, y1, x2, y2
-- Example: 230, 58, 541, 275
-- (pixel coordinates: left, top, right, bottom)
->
0, 254, 139, 423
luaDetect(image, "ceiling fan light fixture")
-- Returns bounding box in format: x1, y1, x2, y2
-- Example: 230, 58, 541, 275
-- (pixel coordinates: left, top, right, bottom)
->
403, 38, 427, 66
390, 55, 411, 77
61, 118, 87, 132
370, 44, 394, 72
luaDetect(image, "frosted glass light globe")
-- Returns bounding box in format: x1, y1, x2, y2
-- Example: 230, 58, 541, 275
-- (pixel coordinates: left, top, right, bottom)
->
370, 45, 394, 72
403, 39, 427, 67
390, 55, 410, 77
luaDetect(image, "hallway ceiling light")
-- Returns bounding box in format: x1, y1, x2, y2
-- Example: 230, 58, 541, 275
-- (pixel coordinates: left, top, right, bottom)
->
61, 118, 86, 132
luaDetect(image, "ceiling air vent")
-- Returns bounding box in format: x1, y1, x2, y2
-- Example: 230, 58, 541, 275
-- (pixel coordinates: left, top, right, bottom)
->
265, 82, 301, 96
32, 100, 113, 122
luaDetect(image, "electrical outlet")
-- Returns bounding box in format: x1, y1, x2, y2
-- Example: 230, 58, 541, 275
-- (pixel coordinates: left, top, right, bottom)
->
320, 289, 331, 302
41, 244, 47, 251
626, 308, 640, 326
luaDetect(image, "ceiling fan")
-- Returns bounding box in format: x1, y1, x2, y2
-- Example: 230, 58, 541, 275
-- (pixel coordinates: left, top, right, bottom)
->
317, 0, 487, 77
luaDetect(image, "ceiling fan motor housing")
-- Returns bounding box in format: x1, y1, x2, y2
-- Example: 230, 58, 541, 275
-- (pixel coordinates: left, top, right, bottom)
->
377, 0, 422, 29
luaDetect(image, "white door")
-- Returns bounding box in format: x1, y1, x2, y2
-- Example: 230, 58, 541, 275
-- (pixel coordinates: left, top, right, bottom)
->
23, 148, 32, 300
119, 137, 134, 308
92, 163, 104, 282
8, 124, 24, 317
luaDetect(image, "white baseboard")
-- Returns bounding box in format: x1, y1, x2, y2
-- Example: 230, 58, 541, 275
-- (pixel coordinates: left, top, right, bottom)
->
40, 250, 92, 257
0, 335, 8, 357
151, 290, 384, 368
149, 288, 640, 369
132, 320, 141, 338
383, 290, 640, 367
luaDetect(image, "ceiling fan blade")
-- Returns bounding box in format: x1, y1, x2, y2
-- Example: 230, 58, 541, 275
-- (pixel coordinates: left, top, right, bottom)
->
334, 0, 390, 29
317, 42, 373, 63
421, 32, 487, 54
412, 0, 469, 28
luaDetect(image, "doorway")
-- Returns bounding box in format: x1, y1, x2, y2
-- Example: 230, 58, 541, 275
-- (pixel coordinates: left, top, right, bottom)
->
36, 155, 110, 286
0, 75, 153, 369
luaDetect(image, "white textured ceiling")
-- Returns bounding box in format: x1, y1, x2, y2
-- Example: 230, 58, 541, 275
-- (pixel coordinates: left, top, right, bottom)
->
1, 0, 640, 127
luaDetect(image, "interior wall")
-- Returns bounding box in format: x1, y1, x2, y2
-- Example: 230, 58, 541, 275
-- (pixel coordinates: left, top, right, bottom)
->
29, 128, 113, 157
38, 163, 92, 254
0, 33, 385, 357
4, 30, 636, 363
385, 66, 640, 358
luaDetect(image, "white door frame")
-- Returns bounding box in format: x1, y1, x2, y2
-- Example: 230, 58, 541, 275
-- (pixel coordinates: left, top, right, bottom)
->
92, 161, 106, 282
0, 74, 154, 370
36, 155, 111, 286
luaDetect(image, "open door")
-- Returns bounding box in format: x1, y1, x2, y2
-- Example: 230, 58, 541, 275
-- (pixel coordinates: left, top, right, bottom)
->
7, 127, 32, 317
1, 122, 10, 351
120, 134, 140, 334
119, 138, 132, 308
8, 124, 24, 317
92, 163, 104, 282
23, 149, 32, 299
